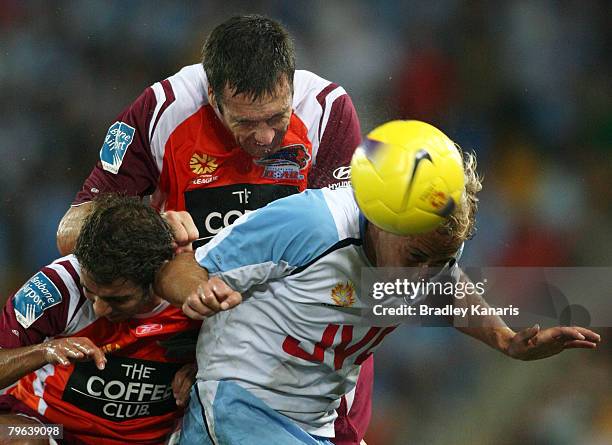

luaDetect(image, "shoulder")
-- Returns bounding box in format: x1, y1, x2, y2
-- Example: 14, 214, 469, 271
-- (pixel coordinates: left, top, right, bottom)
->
292, 70, 351, 118
117, 64, 208, 132
146, 64, 210, 167
318, 187, 361, 240
150, 64, 209, 134
197, 188, 360, 272
293, 70, 332, 102
12, 255, 84, 326
292, 70, 357, 163
235, 187, 360, 242
1, 255, 87, 345
161, 64, 208, 109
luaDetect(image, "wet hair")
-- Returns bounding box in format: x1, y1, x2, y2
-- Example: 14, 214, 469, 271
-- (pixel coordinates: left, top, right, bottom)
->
74, 194, 174, 290
202, 14, 295, 103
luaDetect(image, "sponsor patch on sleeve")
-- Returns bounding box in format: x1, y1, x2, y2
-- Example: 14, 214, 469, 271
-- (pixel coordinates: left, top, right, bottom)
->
100, 121, 136, 174
12, 271, 62, 329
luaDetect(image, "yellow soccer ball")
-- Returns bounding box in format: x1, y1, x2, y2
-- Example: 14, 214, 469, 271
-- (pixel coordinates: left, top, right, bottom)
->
350, 120, 465, 235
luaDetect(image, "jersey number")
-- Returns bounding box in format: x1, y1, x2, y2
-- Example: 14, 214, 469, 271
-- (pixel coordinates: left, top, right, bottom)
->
282, 324, 396, 370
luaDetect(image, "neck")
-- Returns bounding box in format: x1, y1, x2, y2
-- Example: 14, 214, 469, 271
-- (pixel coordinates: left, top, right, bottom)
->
139, 292, 163, 314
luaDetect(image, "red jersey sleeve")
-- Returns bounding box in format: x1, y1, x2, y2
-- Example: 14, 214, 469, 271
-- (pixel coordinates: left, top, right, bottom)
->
73, 86, 163, 204
0, 260, 83, 348
308, 93, 361, 189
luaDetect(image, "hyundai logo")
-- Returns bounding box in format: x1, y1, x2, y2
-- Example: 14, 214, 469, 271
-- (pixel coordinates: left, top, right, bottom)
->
332, 166, 351, 180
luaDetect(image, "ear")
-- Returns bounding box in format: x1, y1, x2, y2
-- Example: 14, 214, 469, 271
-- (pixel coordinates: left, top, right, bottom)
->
208, 85, 219, 111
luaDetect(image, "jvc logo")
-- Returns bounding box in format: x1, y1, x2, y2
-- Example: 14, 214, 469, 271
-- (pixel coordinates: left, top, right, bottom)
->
283, 323, 396, 370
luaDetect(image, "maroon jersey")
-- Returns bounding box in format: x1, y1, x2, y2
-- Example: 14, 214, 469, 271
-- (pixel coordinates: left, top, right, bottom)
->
75, 65, 360, 243
0, 255, 201, 444
72, 64, 372, 443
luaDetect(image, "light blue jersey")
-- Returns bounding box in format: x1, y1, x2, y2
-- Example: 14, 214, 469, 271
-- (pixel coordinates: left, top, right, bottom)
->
190, 187, 457, 441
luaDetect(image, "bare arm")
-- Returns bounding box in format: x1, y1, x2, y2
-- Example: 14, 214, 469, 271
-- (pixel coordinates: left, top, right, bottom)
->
154, 252, 242, 319
453, 269, 516, 353
58, 201, 200, 257
0, 345, 48, 390
453, 269, 600, 360
0, 337, 106, 389
155, 252, 209, 307
56, 202, 94, 256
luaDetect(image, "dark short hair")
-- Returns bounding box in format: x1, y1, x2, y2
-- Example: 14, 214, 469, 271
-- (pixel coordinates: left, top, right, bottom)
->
74, 194, 173, 290
202, 14, 295, 102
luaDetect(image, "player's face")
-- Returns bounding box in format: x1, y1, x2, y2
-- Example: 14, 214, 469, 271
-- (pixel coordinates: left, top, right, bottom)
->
369, 225, 459, 270
81, 271, 160, 322
210, 76, 293, 158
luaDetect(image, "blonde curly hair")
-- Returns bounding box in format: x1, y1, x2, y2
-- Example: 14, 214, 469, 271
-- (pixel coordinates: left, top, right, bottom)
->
437, 147, 482, 246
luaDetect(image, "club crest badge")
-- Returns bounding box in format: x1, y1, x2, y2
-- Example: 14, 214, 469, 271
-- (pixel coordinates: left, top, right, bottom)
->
331, 281, 356, 307
255, 144, 310, 181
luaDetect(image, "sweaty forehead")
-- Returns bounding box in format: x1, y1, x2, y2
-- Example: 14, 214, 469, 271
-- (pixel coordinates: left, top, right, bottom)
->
223, 94, 291, 119
81, 270, 137, 297
224, 73, 292, 97
221, 79, 292, 111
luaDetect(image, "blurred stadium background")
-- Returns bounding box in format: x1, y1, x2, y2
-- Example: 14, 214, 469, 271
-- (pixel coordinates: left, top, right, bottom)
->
1, 1, 610, 444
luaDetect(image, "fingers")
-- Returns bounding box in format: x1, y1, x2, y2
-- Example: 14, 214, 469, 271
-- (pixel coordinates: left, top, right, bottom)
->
509, 325, 601, 360
181, 284, 221, 319
88, 344, 107, 370
558, 326, 601, 349
163, 211, 199, 250
43, 343, 70, 366
72, 339, 107, 370
182, 301, 209, 320
172, 364, 196, 407
175, 245, 195, 254
181, 279, 242, 319
174, 374, 194, 407
515, 324, 540, 344
171, 372, 183, 402
175, 383, 192, 406
552, 326, 602, 344
209, 277, 242, 311
219, 291, 242, 311
198, 282, 222, 313
563, 340, 598, 349
572, 327, 601, 343
44, 338, 106, 369
556, 326, 586, 341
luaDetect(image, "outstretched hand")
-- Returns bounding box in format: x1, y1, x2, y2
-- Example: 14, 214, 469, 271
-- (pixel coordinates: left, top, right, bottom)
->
507, 325, 601, 361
